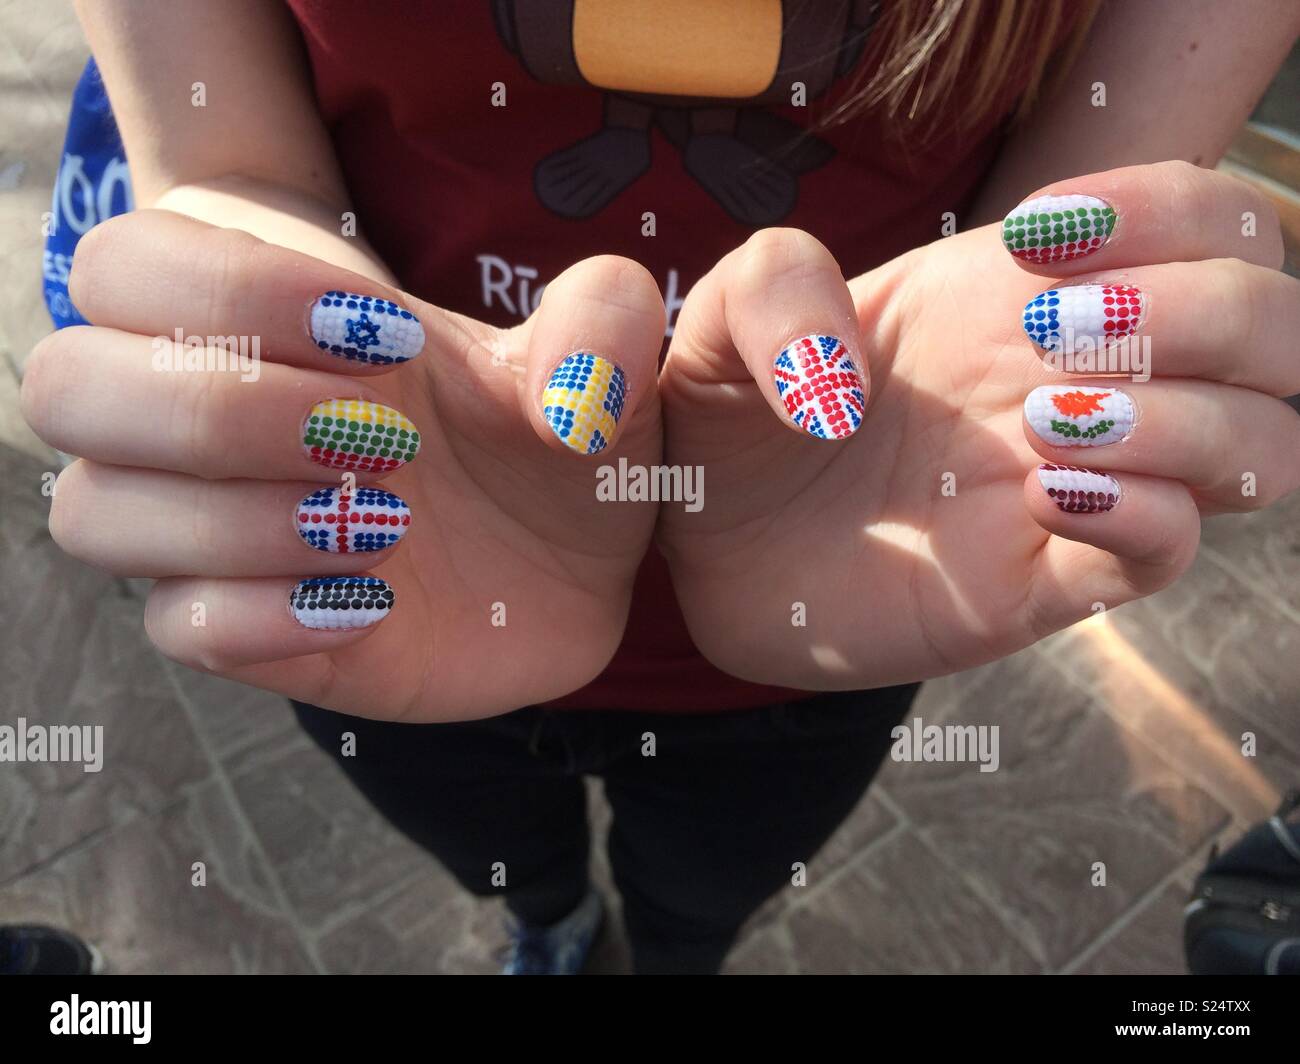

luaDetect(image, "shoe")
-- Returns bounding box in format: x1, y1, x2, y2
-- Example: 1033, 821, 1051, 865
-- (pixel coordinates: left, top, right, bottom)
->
502, 888, 604, 975
0, 925, 104, 975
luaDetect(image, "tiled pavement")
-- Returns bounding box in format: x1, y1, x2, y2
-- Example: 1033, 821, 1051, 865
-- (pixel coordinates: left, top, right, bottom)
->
1, 4, 1297, 974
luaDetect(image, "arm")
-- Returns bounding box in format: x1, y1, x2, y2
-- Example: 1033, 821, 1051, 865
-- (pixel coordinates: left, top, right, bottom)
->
970, 0, 1300, 224
75, 0, 394, 282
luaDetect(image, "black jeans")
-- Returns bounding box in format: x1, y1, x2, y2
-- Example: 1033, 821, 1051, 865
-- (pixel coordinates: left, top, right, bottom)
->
293, 684, 919, 973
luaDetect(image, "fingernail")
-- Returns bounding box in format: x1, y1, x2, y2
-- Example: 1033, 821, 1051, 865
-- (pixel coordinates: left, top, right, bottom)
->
1037, 464, 1121, 513
1022, 284, 1145, 351
296, 486, 411, 553
303, 399, 420, 472
1002, 195, 1116, 264
310, 291, 424, 365
541, 352, 627, 455
773, 334, 865, 440
1025, 386, 1134, 447
290, 576, 394, 630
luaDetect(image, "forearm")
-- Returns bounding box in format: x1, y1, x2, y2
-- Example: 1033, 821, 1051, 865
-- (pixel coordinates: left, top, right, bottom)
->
150, 176, 396, 284
76, 0, 392, 282
970, 0, 1300, 224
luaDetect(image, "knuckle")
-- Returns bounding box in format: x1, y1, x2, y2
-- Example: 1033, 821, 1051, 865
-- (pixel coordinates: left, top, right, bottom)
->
191, 226, 265, 329
736, 227, 839, 295
67, 219, 119, 307
46, 462, 87, 556
177, 368, 227, 478
20, 328, 85, 442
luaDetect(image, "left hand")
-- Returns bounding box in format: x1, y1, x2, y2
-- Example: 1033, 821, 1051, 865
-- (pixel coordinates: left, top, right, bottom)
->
656, 161, 1300, 690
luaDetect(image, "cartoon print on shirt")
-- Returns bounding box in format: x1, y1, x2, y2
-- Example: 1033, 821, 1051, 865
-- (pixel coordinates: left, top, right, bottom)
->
491, 0, 879, 225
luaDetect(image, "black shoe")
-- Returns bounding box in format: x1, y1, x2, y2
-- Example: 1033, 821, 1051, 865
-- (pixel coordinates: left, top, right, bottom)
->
0, 925, 104, 975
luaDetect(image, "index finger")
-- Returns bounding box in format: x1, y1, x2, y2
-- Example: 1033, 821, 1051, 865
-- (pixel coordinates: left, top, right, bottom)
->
69, 209, 440, 374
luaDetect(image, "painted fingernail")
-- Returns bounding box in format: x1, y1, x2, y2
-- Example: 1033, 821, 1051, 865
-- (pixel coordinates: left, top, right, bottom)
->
296, 486, 411, 553
310, 291, 424, 365
1022, 284, 1146, 351
1002, 195, 1116, 264
303, 399, 420, 472
1037, 464, 1121, 513
290, 576, 394, 630
541, 352, 627, 455
773, 334, 865, 440
1025, 386, 1134, 447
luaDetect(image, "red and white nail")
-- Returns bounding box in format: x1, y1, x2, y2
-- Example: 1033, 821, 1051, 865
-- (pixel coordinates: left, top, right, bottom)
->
1022, 284, 1146, 352
773, 334, 866, 440
1037, 464, 1121, 513
1024, 386, 1135, 447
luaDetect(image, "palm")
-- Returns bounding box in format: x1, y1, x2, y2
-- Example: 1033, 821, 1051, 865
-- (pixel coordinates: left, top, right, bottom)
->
659, 226, 1086, 689
243, 316, 662, 721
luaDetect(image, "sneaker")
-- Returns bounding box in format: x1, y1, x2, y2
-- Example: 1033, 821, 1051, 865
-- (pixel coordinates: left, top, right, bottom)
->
502, 889, 604, 975
0, 925, 104, 975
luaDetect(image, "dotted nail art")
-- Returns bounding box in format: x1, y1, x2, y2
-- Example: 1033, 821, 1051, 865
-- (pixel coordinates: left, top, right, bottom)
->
773, 334, 865, 440
1002, 195, 1116, 264
303, 399, 420, 472
296, 486, 411, 553
1023, 284, 1145, 351
290, 576, 394, 630
1024, 386, 1134, 447
1037, 464, 1121, 513
541, 352, 627, 455
310, 292, 424, 365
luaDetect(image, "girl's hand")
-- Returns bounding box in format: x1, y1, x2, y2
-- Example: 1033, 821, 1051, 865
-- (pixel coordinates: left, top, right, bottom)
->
22, 210, 666, 720
657, 161, 1300, 689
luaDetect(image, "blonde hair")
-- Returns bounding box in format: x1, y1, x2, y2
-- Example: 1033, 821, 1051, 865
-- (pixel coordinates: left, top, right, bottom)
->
823, 0, 1102, 135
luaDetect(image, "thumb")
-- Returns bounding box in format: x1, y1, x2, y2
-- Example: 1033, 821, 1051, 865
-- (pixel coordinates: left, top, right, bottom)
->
663, 228, 869, 441
514, 255, 666, 458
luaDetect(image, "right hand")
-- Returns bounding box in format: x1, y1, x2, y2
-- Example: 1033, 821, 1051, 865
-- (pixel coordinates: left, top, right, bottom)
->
22, 210, 666, 721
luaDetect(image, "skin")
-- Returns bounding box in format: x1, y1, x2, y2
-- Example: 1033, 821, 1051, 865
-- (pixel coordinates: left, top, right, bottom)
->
658, 162, 1300, 688
27, 0, 1299, 719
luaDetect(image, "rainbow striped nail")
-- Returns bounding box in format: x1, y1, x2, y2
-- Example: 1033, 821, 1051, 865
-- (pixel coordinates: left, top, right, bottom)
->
303, 399, 420, 473
1002, 195, 1116, 265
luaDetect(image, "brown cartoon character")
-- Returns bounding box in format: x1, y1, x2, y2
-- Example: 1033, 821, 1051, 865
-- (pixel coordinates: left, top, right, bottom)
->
493, 0, 879, 224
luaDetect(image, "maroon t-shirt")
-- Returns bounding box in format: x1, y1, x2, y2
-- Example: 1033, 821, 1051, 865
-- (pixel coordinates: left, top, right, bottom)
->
284, 0, 1069, 712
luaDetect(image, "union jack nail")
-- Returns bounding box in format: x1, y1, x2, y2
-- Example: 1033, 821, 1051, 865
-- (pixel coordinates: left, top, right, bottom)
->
1023, 284, 1145, 352
310, 291, 424, 365
773, 334, 865, 440
1024, 386, 1134, 447
296, 486, 411, 553
1037, 464, 1121, 513
1002, 195, 1116, 264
